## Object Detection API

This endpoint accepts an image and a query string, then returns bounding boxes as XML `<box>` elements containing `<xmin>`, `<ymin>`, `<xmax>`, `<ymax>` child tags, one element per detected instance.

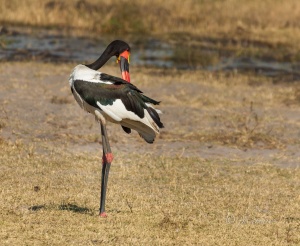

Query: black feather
<box><xmin>146</xmin><ymin>107</ymin><xmax>164</xmax><ymax>128</ymax></box>
<box><xmin>100</xmin><ymin>73</ymin><xmax>143</xmax><ymax>93</ymax></box>
<box><xmin>74</xmin><ymin>77</ymin><xmax>164</xmax><ymax>129</ymax></box>
<box><xmin>141</xmin><ymin>94</ymin><xmax>160</xmax><ymax>105</ymax></box>
<box><xmin>121</xmin><ymin>126</ymin><xmax>131</xmax><ymax>134</ymax></box>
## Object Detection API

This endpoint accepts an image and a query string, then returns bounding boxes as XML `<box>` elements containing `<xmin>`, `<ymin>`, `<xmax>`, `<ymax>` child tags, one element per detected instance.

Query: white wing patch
<box><xmin>97</xmin><ymin>99</ymin><xmax>141</xmax><ymax>122</ymax></box>
<box><xmin>96</xmin><ymin>100</ymin><xmax>122</xmax><ymax>122</ymax></box>
<box><xmin>96</xmin><ymin>99</ymin><xmax>159</xmax><ymax>133</ymax></box>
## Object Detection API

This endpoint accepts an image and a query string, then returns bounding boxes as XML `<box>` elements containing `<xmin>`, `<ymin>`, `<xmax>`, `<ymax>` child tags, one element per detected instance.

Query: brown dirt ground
<box><xmin>1</xmin><ymin>62</ymin><xmax>300</xmax><ymax>168</ymax></box>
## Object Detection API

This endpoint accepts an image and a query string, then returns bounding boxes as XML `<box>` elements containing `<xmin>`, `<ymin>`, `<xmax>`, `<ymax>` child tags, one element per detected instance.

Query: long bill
<box><xmin>118</xmin><ymin>50</ymin><xmax>130</xmax><ymax>82</ymax></box>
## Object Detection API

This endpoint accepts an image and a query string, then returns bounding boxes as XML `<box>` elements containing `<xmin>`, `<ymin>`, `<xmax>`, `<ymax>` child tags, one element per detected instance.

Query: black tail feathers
<box><xmin>146</xmin><ymin>107</ymin><xmax>164</xmax><ymax>128</ymax></box>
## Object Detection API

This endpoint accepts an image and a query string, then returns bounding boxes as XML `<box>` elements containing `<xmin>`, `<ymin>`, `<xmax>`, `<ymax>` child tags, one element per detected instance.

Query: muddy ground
<box><xmin>1</xmin><ymin>62</ymin><xmax>300</xmax><ymax>168</ymax></box>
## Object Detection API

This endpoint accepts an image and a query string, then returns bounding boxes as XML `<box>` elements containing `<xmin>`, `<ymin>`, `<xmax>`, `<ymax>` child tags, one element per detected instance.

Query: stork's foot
<box><xmin>102</xmin><ymin>153</ymin><xmax>114</xmax><ymax>164</ymax></box>
<box><xmin>99</xmin><ymin>212</ymin><xmax>108</xmax><ymax>218</ymax></box>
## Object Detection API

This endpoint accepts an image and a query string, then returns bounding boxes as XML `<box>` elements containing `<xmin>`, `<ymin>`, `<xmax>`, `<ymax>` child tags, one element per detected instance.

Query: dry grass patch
<box><xmin>193</xmin><ymin>105</ymin><xmax>285</xmax><ymax>149</ymax></box>
<box><xmin>1</xmin><ymin>62</ymin><xmax>300</xmax><ymax>244</ymax></box>
<box><xmin>151</xmin><ymin>68</ymin><xmax>295</xmax><ymax>149</ymax></box>
<box><xmin>1</xmin><ymin>61</ymin><xmax>299</xmax><ymax>151</ymax></box>
<box><xmin>0</xmin><ymin>140</ymin><xmax>300</xmax><ymax>245</ymax></box>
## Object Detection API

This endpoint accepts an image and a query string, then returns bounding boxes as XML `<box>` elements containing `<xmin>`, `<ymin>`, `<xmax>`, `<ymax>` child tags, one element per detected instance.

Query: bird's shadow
<box><xmin>28</xmin><ymin>203</ymin><xmax>93</xmax><ymax>215</ymax></box>
<box><xmin>58</xmin><ymin>203</ymin><xmax>91</xmax><ymax>214</ymax></box>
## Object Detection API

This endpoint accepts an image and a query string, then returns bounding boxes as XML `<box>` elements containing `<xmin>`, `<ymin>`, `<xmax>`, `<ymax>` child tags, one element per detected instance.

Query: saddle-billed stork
<box><xmin>69</xmin><ymin>40</ymin><xmax>164</xmax><ymax>217</ymax></box>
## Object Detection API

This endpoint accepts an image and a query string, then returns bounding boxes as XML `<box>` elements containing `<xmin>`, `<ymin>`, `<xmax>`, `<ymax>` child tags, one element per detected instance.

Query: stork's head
<box><xmin>107</xmin><ymin>40</ymin><xmax>131</xmax><ymax>83</ymax></box>
<box><xmin>86</xmin><ymin>40</ymin><xmax>131</xmax><ymax>83</ymax></box>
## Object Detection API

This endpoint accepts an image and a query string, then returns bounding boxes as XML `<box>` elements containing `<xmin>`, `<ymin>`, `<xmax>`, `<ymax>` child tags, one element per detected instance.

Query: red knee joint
<box><xmin>102</xmin><ymin>153</ymin><xmax>114</xmax><ymax>164</ymax></box>
<box><xmin>99</xmin><ymin>212</ymin><xmax>107</xmax><ymax>218</ymax></box>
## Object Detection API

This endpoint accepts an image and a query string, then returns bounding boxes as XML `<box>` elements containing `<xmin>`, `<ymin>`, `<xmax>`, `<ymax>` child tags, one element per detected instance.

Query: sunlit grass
<box><xmin>0</xmin><ymin>140</ymin><xmax>299</xmax><ymax>245</ymax></box>
<box><xmin>1</xmin><ymin>61</ymin><xmax>300</xmax><ymax>244</ymax></box>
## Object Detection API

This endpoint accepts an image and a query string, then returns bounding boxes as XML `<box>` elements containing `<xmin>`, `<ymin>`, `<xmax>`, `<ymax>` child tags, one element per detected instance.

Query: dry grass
<box><xmin>1</xmin><ymin>140</ymin><xmax>300</xmax><ymax>245</ymax></box>
<box><xmin>1</xmin><ymin>0</ymin><xmax>300</xmax><ymax>51</ymax></box>
<box><xmin>0</xmin><ymin>61</ymin><xmax>299</xmax><ymax>150</ymax></box>
<box><xmin>193</xmin><ymin>107</ymin><xmax>285</xmax><ymax>149</ymax></box>
<box><xmin>1</xmin><ymin>62</ymin><xmax>300</xmax><ymax>244</ymax></box>
<box><xmin>1</xmin><ymin>1</ymin><xmax>300</xmax><ymax>242</ymax></box>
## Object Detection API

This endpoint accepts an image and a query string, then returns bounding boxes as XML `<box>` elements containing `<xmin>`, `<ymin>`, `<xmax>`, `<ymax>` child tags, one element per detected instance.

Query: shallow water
<box><xmin>1</xmin><ymin>27</ymin><xmax>300</xmax><ymax>79</ymax></box>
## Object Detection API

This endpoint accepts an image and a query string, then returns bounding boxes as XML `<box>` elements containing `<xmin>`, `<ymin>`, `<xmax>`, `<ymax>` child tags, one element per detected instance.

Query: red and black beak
<box><xmin>117</xmin><ymin>50</ymin><xmax>130</xmax><ymax>83</ymax></box>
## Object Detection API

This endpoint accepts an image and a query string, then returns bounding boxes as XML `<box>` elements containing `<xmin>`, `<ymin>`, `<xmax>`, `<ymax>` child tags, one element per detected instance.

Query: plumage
<box><xmin>122</xmin><ymin>126</ymin><xmax>131</xmax><ymax>134</ymax></box>
<box><xmin>69</xmin><ymin>40</ymin><xmax>164</xmax><ymax>217</ymax></box>
<box><xmin>69</xmin><ymin>65</ymin><xmax>163</xmax><ymax>143</ymax></box>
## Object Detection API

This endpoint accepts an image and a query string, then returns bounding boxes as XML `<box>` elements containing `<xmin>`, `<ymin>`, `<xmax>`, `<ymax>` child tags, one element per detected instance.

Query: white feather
<box><xmin>96</xmin><ymin>100</ymin><xmax>122</xmax><ymax>122</ymax></box>
<box><xmin>97</xmin><ymin>99</ymin><xmax>159</xmax><ymax>134</ymax></box>
<box><xmin>69</xmin><ymin>65</ymin><xmax>112</xmax><ymax>87</ymax></box>
<box><xmin>69</xmin><ymin>64</ymin><xmax>162</xmax><ymax>143</ymax></box>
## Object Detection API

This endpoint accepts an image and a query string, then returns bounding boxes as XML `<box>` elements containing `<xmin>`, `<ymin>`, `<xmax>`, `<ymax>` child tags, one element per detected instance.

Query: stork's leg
<box><xmin>95</xmin><ymin>111</ymin><xmax>113</xmax><ymax>218</ymax></box>
<box><xmin>99</xmin><ymin>123</ymin><xmax>112</xmax><ymax>217</ymax></box>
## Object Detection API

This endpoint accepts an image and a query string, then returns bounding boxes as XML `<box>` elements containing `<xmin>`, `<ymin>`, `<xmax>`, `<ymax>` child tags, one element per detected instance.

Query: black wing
<box><xmin>73</xmin><ymin>76</ymin><xmax>160</xmax><ymax>120</ymax></box>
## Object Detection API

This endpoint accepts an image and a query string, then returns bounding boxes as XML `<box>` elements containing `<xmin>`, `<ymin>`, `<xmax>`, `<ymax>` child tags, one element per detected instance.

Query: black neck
<box><xmin>86</xmin><ymin>47</ymin><xmax>114</xmax><ymax>70</ymax></box>
<box><xmin>85</xmin><ymin>40</ymin><xmax>130</xmax><ymax>70</ymax></box>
